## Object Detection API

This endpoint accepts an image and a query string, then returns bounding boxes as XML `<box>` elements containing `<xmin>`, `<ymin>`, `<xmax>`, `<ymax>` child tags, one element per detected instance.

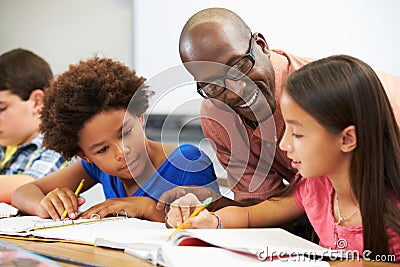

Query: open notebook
<box><xmin>94</xmin><ymin>228</ymin><xmax>334</xmax><ymax>266</ymax></box>
<box><xmin>0</xmin><ymin>216</ymin><xmax>337</xmax><ymax>266</ymax></box>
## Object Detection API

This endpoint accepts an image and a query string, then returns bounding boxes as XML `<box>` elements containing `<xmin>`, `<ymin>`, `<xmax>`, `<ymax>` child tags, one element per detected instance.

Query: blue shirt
<box><xmin>81</xmin><ymin>144</ymin><xmax>220</xmax><ymax>200</ymax></box>
<box><xmin>0</xmin><ymin>134</ymin><xmax>72</xmax><ymax>179</ymax></box>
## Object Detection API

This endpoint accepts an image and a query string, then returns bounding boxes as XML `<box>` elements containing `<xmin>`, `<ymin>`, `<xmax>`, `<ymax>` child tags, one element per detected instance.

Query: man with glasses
<box><xmin>157</xmin><ymin>7</ymin><xmax>400</xmax><ymax>212</ymax></box>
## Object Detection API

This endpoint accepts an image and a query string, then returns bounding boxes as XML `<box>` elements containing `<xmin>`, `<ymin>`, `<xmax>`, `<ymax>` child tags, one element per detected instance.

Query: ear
<box><xmin>139</xmin><ymin>114</ymin><xmax>145</xmax><ymax>127</ymax></box>
<box><xmin>340</xmin><ymin>125</ymin><xmax>357</xmax><ymax>153</ymax></box>
<box><xmin>77</xmin><ymin>152</ymin><xmax>92</xmax><ymax>163</ymax></box>
<box><xmin>29</xmin><ymin>89</ymin><xmax>44</xmax><ymax>115</ymax></box>
<box><xmin>253</xmin><ymin>32</ymin><xmax>270</xmax><ymax>56</ymax></box>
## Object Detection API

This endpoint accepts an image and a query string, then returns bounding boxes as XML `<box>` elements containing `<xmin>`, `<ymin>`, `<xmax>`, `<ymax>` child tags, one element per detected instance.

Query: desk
<box><xmin>0</xmin><ymin>237</ymin><xmax>397</xmax><ymax>267</ymax></box>
<box><xmin>1</xmin><ymin>237</ymin><xmax>153</xmax><ymax>267</ymax></box>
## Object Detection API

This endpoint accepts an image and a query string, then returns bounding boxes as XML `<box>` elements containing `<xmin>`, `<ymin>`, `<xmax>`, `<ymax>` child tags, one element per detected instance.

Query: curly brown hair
<box><xmin>40</xmin><ymin>56</ymin><xmax>153</xmax><ymax>158</ymax></box>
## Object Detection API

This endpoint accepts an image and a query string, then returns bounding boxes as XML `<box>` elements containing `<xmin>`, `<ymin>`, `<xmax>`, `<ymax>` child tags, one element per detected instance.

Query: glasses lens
<box><xmin>227</xmin><ymin>57</ymin><xmax>253</xmax><ymax>80</ymax></box>
<box><xmin>201</xmin><ymin>79</ymin><xmax>224</xmax><ymax>97</ymax></box>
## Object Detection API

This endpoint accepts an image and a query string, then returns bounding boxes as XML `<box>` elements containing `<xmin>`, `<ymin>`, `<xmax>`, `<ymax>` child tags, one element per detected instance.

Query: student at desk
<box><xmin>166</xmin><ymin>55</ymin><xmax>400</xmax><ymax>262</ymax></box>
<box><xmin>0</xmin><ymin>49</ymin><xmax>71</xmax><ymax>204</ymax></box>
<box><xmin>12</xmin><ymin>56</ymin><xmax>219</xmax><ymax>222</ymax></box>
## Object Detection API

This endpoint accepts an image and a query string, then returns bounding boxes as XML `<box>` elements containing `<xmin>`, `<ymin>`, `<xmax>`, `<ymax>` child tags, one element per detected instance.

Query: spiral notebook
<box><xmin>0</xmin><ymin>215</ymin><xmax>138</xmax><ymax>238</ymax></box>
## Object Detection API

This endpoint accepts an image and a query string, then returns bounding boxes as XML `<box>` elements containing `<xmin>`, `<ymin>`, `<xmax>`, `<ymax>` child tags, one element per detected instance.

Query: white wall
<box><xmin>1</xmin><ymin>0</ymin><xmax>399</xmax><ymax>115</ymax></box>
<box><xmin>133</xmin><ymin>0</ymin><xmax>400</xmax><ymax>114</ymax></box>
<box><xmin>0</xmin><ymin>0</ymin><xmax>133</xmax><ymax>74</ymax></box>
<box><xmin>134</xmin><ymin>0</ymin><xmax>400</xmax><ymax>76</ymax></box>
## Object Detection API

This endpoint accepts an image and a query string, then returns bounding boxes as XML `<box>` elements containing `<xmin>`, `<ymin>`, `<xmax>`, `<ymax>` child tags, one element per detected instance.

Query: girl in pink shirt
<box><xmin>166</xmin><ymin>55</ymin><xmax>400</xmax><ymax>262</ymax></box>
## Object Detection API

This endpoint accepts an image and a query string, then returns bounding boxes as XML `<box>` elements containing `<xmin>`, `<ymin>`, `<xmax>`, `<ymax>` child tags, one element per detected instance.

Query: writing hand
<box><xmin>39</xmin><ymin>188</ymin><xmax>85</xmax><ymax>221</ymax></box>
<box><xmin>166</xmin><ymin>193</ymin><xmax>217</xmax><ymax>229</ymax></box>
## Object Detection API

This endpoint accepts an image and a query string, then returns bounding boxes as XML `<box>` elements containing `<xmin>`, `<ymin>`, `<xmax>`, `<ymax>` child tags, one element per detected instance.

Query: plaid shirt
<box><xmin>0</xmin><ymin>134</ymin><xmax>72</xmax><ymax>179</ymax></box>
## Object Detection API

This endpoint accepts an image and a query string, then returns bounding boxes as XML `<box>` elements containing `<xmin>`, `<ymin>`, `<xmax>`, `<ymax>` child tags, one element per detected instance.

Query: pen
<box><xmin>60</xmin><ymin>179</ymin><xmax>85</xmax><ymax>220</ymax></box>
<box><xmin>167</xmin><ymin>197</ymin><xmax>213</xmax><ymax>241</ymax></box>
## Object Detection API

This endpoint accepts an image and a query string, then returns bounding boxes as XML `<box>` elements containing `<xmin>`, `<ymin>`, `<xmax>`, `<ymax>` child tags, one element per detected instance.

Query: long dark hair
<box><xmin>283</xmin><ymin>55</ymin><xmax>400</xmax><ymax>257</ymax></box>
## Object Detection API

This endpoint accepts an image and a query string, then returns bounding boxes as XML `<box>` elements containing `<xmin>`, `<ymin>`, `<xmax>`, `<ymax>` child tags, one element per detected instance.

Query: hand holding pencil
<box><xmin>167</xmin><ymin>196</ymin><xmax>213</xmax><ymax>240</ymax></box>
<box><xmin>60</xmin><ymin>179</ymin><xmax>85</xmax><ymax>220</ymax></box>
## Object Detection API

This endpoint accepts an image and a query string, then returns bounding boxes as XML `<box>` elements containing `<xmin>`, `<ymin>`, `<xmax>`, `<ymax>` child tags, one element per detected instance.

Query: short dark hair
<box><xmin>0</xmin><ymin>48</ymin><xmax>53</xmax><ymax>100</ymax></box>
<box><xmin>40</xmin><ymin>56</ymin><xmax>153</xmax><ymax>159</ymax></box>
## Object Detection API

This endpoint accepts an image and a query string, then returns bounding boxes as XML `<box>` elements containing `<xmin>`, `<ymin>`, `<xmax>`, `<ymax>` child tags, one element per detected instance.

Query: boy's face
<box><xmin>78</xmin><ymin>109</ymin><xmax>149</xmax><ymax>180</ymax></box>
<box><xmin>0</xmin><ymin>90</ymin><xmax>41</xmax><ymax>146</ymax></box>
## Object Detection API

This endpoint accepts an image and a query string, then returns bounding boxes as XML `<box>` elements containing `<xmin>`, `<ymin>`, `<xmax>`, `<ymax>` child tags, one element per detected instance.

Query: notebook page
<box><xmin>171</xmin><ymin>228</ymin><xmax>328</xmax><ymax>256</ymax></box>
<box><xmin>32</xmin><ymin>217</ymin><xmax>167</xmax><ymax>244</ymax></box>
<box><xmin>0</xmin><ymin>202</ymin><xmax>18</xmax><ymax>218</ymax></box>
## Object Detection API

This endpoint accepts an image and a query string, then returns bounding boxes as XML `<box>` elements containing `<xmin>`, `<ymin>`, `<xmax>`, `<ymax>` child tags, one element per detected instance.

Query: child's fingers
<box><xmin>186</xmin><ymin>209</ymin><xmax>213</xmax><ymax>228</ymax></box>
<box><xmin>39</xmin><ymin>197</ymin><xmax>60</xmax><ymax>220</ymax></box>
<box><xmin>167</xmin><ymin>193</ymin><xmax>202</xmax><ymax>227</ymax></box>
<box><xmin>48</xmin><ymin>188</ymin><xmax>78</xmax><ymax>219</ymax></box>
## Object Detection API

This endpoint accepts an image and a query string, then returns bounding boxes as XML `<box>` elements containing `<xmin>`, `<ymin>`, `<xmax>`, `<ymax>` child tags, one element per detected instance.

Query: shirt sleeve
<box><xmin>174</xmin><ymin>144</ymin><xmax>220</xmax><ymax>193</ymax></box>
<box><xmin>80</xmin><ymin>160</ymin><xmax>102</xmax><ymax>183</ymax></box>
<box><xmin>293</xmin><ymin>177</ymin><xmax>307</xmax><ymax>211</ymax></box>
<box><xmin>22</xmin><ymin>149</ymin><xmax>72</xmax><ymax>179</ymax></box>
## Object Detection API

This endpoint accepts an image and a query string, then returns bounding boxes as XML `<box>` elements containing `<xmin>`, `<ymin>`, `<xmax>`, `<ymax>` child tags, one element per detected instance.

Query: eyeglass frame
<box><xmin>196</xmin><ymin>33</ymin><xmax>256</xmax><ymax>99</ymax></box>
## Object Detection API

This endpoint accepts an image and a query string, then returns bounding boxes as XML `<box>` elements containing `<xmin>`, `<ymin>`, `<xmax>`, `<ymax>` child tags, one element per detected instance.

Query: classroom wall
<box><xmin>0</xmin><ymin>0</ymin><xmax>133</xmax><ymax>74</ymax></box>
<box><xmin>134</xmin><ymin>0</ymin><xmax>400</xmax><ymax>115</ymax></box>
<box><xmin>1</xmin><ymin>0</ymin><xmax>399</xmax><ymax>116</ymax></box>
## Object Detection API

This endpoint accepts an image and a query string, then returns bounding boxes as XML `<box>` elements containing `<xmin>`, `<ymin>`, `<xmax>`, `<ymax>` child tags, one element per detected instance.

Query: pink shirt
<box><xmin>201</xmin><ymin>50</ymin><xmax>400</xmax><ymax>203</ymax></box>
<box><xmin>294</xmin><ymin>176</ymin><xmax>400</xmax><ymax>261</ymax></box>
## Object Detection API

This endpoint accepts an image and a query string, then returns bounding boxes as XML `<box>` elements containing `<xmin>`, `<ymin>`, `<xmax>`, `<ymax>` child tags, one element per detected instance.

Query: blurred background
<box><xmin>1</xmin><ymin>0</ymin><xmax>399</xmax><ymax>209</ymax></box>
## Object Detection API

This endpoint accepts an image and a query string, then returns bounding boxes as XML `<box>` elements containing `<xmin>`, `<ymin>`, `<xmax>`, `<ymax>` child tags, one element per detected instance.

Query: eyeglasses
<box><xmin>197</xmin><ymin>34</ymin><xmax>255</xmax><ymax>99</ymax></box>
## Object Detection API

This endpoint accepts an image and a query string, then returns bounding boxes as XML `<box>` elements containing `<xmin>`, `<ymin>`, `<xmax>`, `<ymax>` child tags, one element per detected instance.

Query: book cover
<box><xmin>0</xmin><ymin>239</ymin><xmax>60</xmax><ymax>266</ymax></box>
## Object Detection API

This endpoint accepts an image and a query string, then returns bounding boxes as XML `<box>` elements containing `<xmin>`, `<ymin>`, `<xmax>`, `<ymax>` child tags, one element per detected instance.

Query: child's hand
<box><xmin>78</xmin><ymin>197</ymin><xmax>165</xmax><ymax>222</ymax></box>
<box><xmin>39</xmin><ymin>188</ymin><xmax>85</xmax><ymax>221</ymax></box>
<box><xmin>166</xmin><ymin>193</ymin><xmax>218</xmax><ymax>229</ymax></box>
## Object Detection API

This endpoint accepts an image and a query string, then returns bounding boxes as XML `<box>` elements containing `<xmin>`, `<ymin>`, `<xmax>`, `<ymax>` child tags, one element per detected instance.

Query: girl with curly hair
<box><xmin>12</xmin><ymin>56</ymin><xmax>219</xmax><ymax>222</ymax></box>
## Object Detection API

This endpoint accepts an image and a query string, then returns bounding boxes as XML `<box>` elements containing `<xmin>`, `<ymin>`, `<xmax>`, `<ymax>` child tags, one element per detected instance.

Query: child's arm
<box><xmin>11</xmin><ymin>161</ymin><xmax>95</xmax><ymax>220</ymax></box>
<box><xmin>166</xmin><ymin>193</ymin><xmax>305</xmax><ymax>229</ymax></box>
<box><xmin>0</xmin><ymin>175</ymin><xmax>35</xmax><ymax>204</ymax></box>
<box><xmin>78</xmin><ymin>196</ymin><xmax>165</xmax><ymax>222</ymax></box>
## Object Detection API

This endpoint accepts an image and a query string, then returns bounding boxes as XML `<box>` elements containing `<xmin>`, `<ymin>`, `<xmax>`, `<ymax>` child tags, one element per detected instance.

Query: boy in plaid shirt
<box><xmin>0</xmin><ymin>48</ymin><xmax>71</xmax><ymax>204</ymax></box>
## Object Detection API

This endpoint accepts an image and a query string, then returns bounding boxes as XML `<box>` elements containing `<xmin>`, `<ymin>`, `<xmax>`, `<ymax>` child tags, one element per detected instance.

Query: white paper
<box><xmin>0</xmin><ymin>202</ymin><xmax>18</xmax><ymax>218</ymax></box>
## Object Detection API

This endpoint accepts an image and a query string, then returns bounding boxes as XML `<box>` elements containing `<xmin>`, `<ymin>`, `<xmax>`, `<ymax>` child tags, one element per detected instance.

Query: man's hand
<box><xmin>156</xmin><ymin>186</ymin><xmax>220</xmax><ymax>213</ymax></box>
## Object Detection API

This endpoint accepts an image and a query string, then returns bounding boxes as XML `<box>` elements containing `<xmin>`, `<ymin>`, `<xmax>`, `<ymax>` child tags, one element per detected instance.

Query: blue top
<box><xmin>81</xmin><ymin>144</ymin><xmax>220</xmax><ymax>201</ymax></box>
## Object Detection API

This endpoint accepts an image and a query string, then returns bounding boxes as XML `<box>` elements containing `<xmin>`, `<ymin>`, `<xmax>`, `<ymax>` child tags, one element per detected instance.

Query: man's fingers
<box><xmin>156</xmin><ymin>187</ymin><xmax>188</xmax><ymax>210</ymax></box>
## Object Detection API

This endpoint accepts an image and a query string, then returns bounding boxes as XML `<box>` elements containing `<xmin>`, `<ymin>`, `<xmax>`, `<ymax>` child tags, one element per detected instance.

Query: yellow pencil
<box><xmin>60</xmin><ymin>179</ymin><xmax>85</xmax><ymax>220</ymax></box>
<box><xmin>167</xmin><ymin>197</ymin><xmax>213</xmax><ymax>241</ymax></box>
